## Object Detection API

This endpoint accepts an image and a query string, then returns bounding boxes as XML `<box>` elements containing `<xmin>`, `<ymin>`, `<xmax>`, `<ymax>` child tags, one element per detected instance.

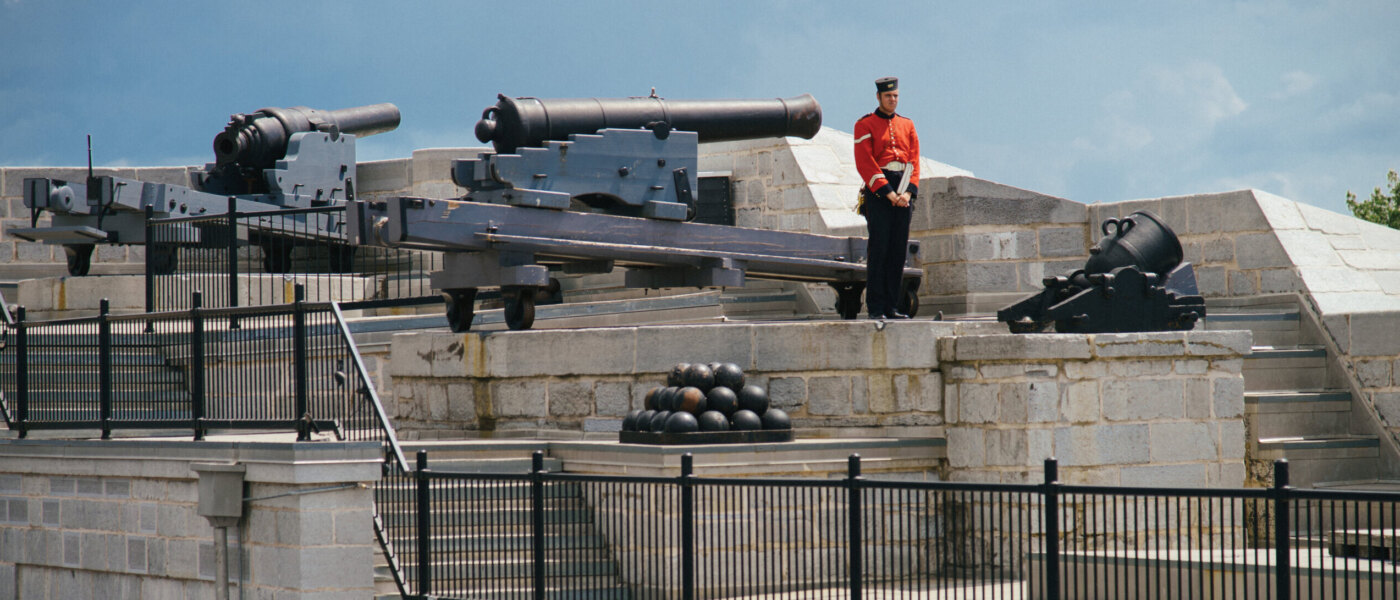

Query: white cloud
<box><xmin>1147</xmin><ymin>62</ymin><xmax>1248</xmax><ymax>125</ymax></box>
<box><xmin>1270</xmin><ymin>70</ymin><xmax>1318</xmax><ymax>100</ymax></box>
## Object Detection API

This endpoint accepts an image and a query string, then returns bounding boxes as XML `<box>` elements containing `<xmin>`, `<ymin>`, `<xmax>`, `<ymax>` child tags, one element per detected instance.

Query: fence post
<box><xmin>1273</xmin><ymin>459</ymin><xmax>1291</xmax><ymax>600</ymax></box>
<box><xmin>226</xmin><ymin>196</ymin><xmax>239</xmax><ymax>314</ymax></box>
<box><xmin>98</xmin><ymin>298</ymin><xmax>112</xmax><ymax>440</ymax></box>
<box><xmin>190</xmin><ymin>291</ymin><xmax>206</xmax><ymax>441</ymax></box>
<box><xmin>415</xmin><ymin>450</ymin><xmax>431</xmax><ymax>597</ymax></box>
<box><xmin>847</xmin><ymin>454</ymin><xmax>863</xmax><ymax>600</ymax></box>
<box><xmin>681</xmin><ymin>453</ymin><xmax>695</xmax><ymax>600</ymax></box>
<box><xmin>144</xmin><ymin>204</ymin><xmax>155</xmax><ymax>315</ymax></box>
<box><xmin>15</xmin><ymin>307</ymin><xmax>27</xmax><ymax>438</ymax></box>
<box><xmin>532</xmin><ymin>451</ymin><xmax>546</xmax><ymax>600</ymax></box>
<box><xmin>1043</xmin><ymin>458</ymin><xmax>1061</xmax><ymax>600</ymax></box>
<box><xmin>292</xmin><ymin>284</ymin><xmax>309</xmax><ymax>440</ymax></box>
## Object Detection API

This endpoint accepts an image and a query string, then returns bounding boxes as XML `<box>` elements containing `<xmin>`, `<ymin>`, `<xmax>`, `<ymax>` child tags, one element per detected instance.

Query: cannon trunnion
<box><xmin>997</xmin><ymin>211</ymin><xmax>1205</xmax><ymax>334</ymax></box>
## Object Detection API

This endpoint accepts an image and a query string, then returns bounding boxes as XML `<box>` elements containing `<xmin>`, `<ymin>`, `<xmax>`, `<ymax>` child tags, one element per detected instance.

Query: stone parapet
<box><xmin>939</xmin><ymin>330</ymin><xmax>1250</xmax><ymax>486</ymax></box>
<box><xmin>0</xmin><ymin>439</ymin><xmax>381</xmax><ymax>600</ymax></box>
<box><xmin>387</xmin><ymin>320</ymin><xmax>1000</xmax><ymax>439</ymax></box>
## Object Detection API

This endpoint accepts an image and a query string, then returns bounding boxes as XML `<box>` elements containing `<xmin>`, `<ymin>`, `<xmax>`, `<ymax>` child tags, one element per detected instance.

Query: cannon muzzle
<box><xmin>474</xmin><ymin>94</ymin><xmax>823</xmax><ymax>154</ymax></box>
<box><xmin>213</xmin><ymin>103</ymin><xmax>401</xmax><ymax>169</ymax></box>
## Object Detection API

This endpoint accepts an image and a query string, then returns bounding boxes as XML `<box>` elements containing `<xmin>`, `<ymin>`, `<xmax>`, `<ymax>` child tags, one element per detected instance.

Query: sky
<box><xmin>1</xmin><ymin>0</ymin><xmax>1397</xmax><ymax>217</ymax></box>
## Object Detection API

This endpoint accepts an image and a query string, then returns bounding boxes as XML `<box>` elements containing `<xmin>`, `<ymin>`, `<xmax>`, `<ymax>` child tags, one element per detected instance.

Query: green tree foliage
<box><xmin>1346</xmin><ymin>170</ymin><xmax>1400</xmax><ymax>229</ymax></box>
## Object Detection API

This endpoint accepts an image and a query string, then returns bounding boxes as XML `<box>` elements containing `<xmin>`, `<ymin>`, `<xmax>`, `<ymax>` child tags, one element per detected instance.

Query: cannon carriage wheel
<box><xmin>444</xmin><ymin>288</ymin><xmax>478</xmax><ymax>333</ymax></box>
<box><xmin>830</xmin><ymin>282</ymin><xmax>865</xmax><ymax>320</ymax></box>
<box><xmin>502</xmin><ymin>287</ymin><xmax>537</xmax><ymax>331</ymax></box>
<box><xmin>64</xmin><ymin>244</ymin><xmax>95</xmax><ymax>277</ymax></box>
<box><xmin>899</xmin><ymin>279</ymin><xmax>920</xmax><ymax>318</ymax></box>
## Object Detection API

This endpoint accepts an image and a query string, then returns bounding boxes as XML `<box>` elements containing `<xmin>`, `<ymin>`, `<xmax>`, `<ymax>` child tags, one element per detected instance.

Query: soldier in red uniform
<box><xmin>854</xmin><ymin>76</ymin><xmax>919</xmax><ymax>319</ymax></box>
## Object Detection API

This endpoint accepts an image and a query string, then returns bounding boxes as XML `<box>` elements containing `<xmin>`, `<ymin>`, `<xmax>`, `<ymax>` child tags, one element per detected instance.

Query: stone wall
<box><xmin>386</xmin><ymin>320</ymin><xmax>993</xmax><ymax>440</ymax></box>
<box><xmin>0</xmin><ymin>440</ymin><xmax>382</xmax><ymax>600</ymax></box>
<box><xmin>939</xmin><ymin>330</ymin><xmax>1249</xmax><ymax>486</ymax></box>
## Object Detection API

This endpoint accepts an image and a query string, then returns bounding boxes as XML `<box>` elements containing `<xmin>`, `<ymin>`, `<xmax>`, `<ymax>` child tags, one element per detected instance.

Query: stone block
<box><xmin>1062</xmin><ymin>382</ymin><xmax>1099</xmax><ymax>423</ymax></box>
<box><xmin>1027</xmin><ymin>382</ymin><xmax>1059</xmax><ymax>423</ymax></box>
<box><xmin>488</xmin><ymin>328</ymin><xmax>637</xmax><ymax>377</ymax></box>
<box><xmin>1106</xmin><ymin>360</ymin><xmax>1172</xmax><ymax>377</ymax></box>
<box><xmin>548</xmin><ymin>380</ymin><xmax>593</xmax><ymax>417</ymax></box>
<box><xmin>952</xmin><ymin>383</ymin><xmax>999</xmax><ymax>423</ymax></box>
<box><xmin>1229</xmin><ymin>270</ymin><xmax>1259</xmax><ymax>296</ymax></box>
<box><xmin>950</xmin><ymin>334</ymin><xmax>1092</xmax><ymax>361</ymax></box>
<box><xmin>489</xmin><ymin>380</ymin><xmax>548</xmax><ymax>418</ymax></box>
<box><xmin>1219</xmin><ymin>421</ymin><xmax>1246</xmax><ymax>460</ymax></box>
<box><xmin>877</xmin><ymin>323</ymin><xmax>941</xmax><ymax>369</ymax></box>
<box><xmin>1196</xmin><ymin>265</ymin><xmax>1226</xmax><ymax>296</ymax></box>
<box><xmin>1374</xmin><ymin>392</ymin><xmax>1400</xmax><ymax>425</ymax></box>
<box><xmin>1120</xmin><ymin>464</ymin><xmax>1207</xmax><ymax>488</ymax></box>
<box><xmin>1356</xmin><ymin>360</ymin><xmax>1392</xmax><ymax>388</ymax></box>
<box><xmin>583</xmin><ymin>418</ymin><xmax>622</xmax><ymax>432</ymax></box>
<box><xmin>985</xmin><ymin>429</ymin><xmax>1028</xmax><ymax>467</ymax></box>
<box><xmin>1183</xmin><ymin>379</ymin><xmax>1210</xmax><ymax>419</ymax></box>
<box><xmin>962</xmin><ymin>231</ymin><xmax>1038</xmax><ymax>260</ymax></box>
<box><xmin>1093</xmin><ymin>332</ymin><xmax>1186</xmax><ymax>358</ymax></box>
<box><xmin>1096</xmin><ymin>424</ymin><xmax>1150</xmax><ymax>465</ymax></box>
<box><xmin>1183</xmin><ymin>191</ymin><xmax>1269</xmax><ymax>235</ymax></box>
<box><xmin>1102</xmin><ymin>379</ymin><xmax>1183</xmax><ymax>421</ymax></box>
<box><xmin>595</xmin><ymin>381</ymin><xmax>633</xmax><ymax>416</ymax></box>
<box><xmin>768</xmin><ymin>377</ymin><xmax>807</xmax><ymax>412</ymax></box>
<box><xmin>753</xmin><ymin>323</ymin><xmax>873</xmax><ymax>371</ymax></box>
<box><xmin>445</xmin><ymin>381</ymin><xmax>477</xmax><ymax>422</ymax></box>
<box><xmin>1186</xmin><ymin>331</ymin><xmax>1252</xmax><ymax>357</ymax></box>
<box><xmin>979</xmin><ymin>363</ymin><xmax>1058</xmax><ymax>379</ymax></box>
<box><xmin>966</xmin><ymin>262</ymin><xmax>1020</xmax><ymax>293</ymax></box>
<box><xmin>1350</xmin><ymin>312</ymin><xmax>1400</xmax><ymax>356</ymax></box>
<box><xmin>1039</xmin><ymin>226</ymin><xmax>1087</xmax><ymax>258</ymax></box>
<box><xmin>808</xmin><ymin>376</ymin><xmax>852</xmax><ymax>415</ymax></box>
<box><xmin>1150</xmin><ymin>422</ymin><xmax>1217</xmax><ymax>462</ymax></box>
<box><xmin>1234</xmin><ymin>233</ymin><xmax>1291</xmax><ymax>269</ymax></box>
<box><xmin>1200</xmin><ymin>237</ymin><xmax>1236</xmax><ymax>263</ymax></box>
<box><xmin>926</xmin><ymin>263</ymin><xmax>968</xmax><ymax>295</ymax></box>
<box><xmin>946</xmin><ymin>428</ymin><xmax>986</xmax><ymax>468</ymax></box>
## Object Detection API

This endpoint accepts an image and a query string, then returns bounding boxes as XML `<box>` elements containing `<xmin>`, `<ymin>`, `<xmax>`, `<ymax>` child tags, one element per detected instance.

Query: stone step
<box><xmin>397</xmin><ymin>440</ymin><xmax>554</xmax><ymax>461</ymax></box>
<box><xmin>1256</xmin><ymin>435</ymin><xmax>1379</xmax><ymax>487</ymax></box>
<box><xmin>1202</xmin><ymin>310</ymin><xmax>1301</xmax><ymax>347</ymax></box>
<box><xmin>394</xmin><ymin>554</ymin><xmax>620</xmax><ymax>580</ymax></box>
<box><xmin>1245</xmin><ymin>390</ymin><xmax>1352</xmax><ymax>440</ymax></box>
<box><xmin>1243</xmin><ymin>346</ymin><xmax>1329</xmax><ymax>391</ymax></box>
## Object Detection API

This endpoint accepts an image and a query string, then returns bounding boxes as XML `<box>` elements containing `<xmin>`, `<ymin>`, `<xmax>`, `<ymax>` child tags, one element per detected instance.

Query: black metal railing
<box><xmin>144</xmin><ymin>203</ymin><xmax>442</xmax><ymax>312</ymax></box>
<box><xmin>0</xmin><ymin>285</ymin><xmax>399</xmax><ymax>446</ymax></box>
<box><xmin>382</xmin><ymin>454</ymin><xmax>1400</xmax><ymax>600</ymax></box>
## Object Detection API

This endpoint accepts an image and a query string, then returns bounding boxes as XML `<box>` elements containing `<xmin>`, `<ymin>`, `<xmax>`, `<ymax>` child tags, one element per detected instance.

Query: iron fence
<box><xmin>0</xmin><ymin>284</ymin><xmax>401</xmax><ymax>448</ymax></box>
<box><xmin>382</xmin><ymin>454</ymin><xmax>1400</xmax><ymax>600</ymax></box>
<box><xmin>144</xmin><ymin>203</ymin><xmax>442</xmax><ymax>312</ymax></box>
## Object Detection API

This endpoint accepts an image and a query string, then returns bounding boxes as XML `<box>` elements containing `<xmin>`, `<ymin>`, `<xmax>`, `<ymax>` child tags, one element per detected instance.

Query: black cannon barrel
<box><xmin>1082</xmin><ymin>211</ymin><xmax>1184</xmax><ymax>278</ymax></box>
<box><xmin>213</xmin><ymin>103</ymin><xmax>401</xmax><ymax>169</ymax></box>
<box><xmin>474</xmin><ymin>94</ymin><xmax>823</xmax><ymax>154</ymax></box>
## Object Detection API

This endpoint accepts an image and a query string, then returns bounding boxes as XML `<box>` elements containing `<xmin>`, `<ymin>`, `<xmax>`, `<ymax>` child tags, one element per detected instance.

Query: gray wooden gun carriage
<box><xmin>11</xmin><ymin>103</ymin><xmax>400</xmax><ymax>275</ymax></box>
<box><xmin>347</xmin><ymin>93</ymin><xmax>922</xmax><ymax>332</ymax></box>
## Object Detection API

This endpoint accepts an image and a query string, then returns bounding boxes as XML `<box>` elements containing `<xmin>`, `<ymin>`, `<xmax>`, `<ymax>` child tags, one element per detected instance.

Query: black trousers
<box><xmin>862</xmin><ymin>172</ymin><xmax>913</xmax><ymax>315</ymax></box>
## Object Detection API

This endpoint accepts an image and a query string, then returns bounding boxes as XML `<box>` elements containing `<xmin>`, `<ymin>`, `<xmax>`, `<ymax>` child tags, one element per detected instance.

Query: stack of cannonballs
<box><xmin>622</xmin><ymin>362</ymin><xmax>791</xmax><ymax>434</ymax></box>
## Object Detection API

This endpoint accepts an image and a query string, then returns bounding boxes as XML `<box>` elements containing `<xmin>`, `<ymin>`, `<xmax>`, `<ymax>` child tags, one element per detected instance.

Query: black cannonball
<box><xmin>731</xmin><ymin>409</ymin><xmax>762</xmax><ymax>431</ymax></box>
<box><xmin>708</xmin><ymin>362</ymin><xmax>723</xmax><ymax>374</ymax></box>
<box><xmin>714</xmin><ymin>363</ymin><xmax>746</xmax><ymax>391</ymax></box>
<box><xmin>623</xmin><ymin>409</ymin><xmax>645</xmax><ymax>432</ymax></box>
<box><xmin>667</xmin><ymin>363</ymin><xmax>690</xmax><ymax>387</ymax></box>
<box><xmin>650</xmin><ymin>410</ymin><xmax>672</xmax><ymax>432</ymax></box>
<box><xmin>665</xmin><ymin>411</ymin><xmax>699</xmax><ymax>433</ymax></box>
<box><xmin>706</xmin><ymin>386</ymin><xmax>739</xmax><ymax>417</ymax></box>
<box><xmin>698</xmin><ymin>410</ymin><xmax>730</xmax><ymax>432</ymax></box>
<box><xmin>737</xmin><ymin>384</ymin><xmax>769</xmax><ymax>415</ymax></box>
<box><xmin>636</xmin><ymin>410</ymin><xmax>657</xmax><ymax>432</ymax></box>
<box><xmin>761</xmin><ymin>407</ymin><xmax>792</xmax><ymax>430</ymax></box>
<box><xmin>683</xmin><ymin>363</ymin><xmax>715</xmax><ymax>391</ymax></box>
<box><xmin>643</xmin><ymin>387</ymin><xmax>663</xmax><ymax>411</ymax></box>
<box><xmin>676</xmin><ymin>386</ymin><xmax>708</xmax><ymax>415</ymax></box>
<box><xmin>657</xmin><ymin>387</ymin><xmax>678</xmax><ymax>411</ymax></box>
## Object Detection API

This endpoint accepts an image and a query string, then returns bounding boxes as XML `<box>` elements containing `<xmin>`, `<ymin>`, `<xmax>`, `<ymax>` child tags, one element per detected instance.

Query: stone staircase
<box><xmin>373</xmin><ymin>442</ymin><xmax>630</xmax><ymax>600</ymax></box>
<box><xmin>1205</xmin><ymin>301</ymin><xmax>1384</xmax><ymax>489</ymax></box>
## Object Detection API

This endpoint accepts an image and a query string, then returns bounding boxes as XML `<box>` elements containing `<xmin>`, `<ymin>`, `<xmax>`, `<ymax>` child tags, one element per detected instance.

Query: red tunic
<box><xmin>853</xmin><ymin>110</ymin><xmax>920</xmax><ymax>195</ymax></box>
